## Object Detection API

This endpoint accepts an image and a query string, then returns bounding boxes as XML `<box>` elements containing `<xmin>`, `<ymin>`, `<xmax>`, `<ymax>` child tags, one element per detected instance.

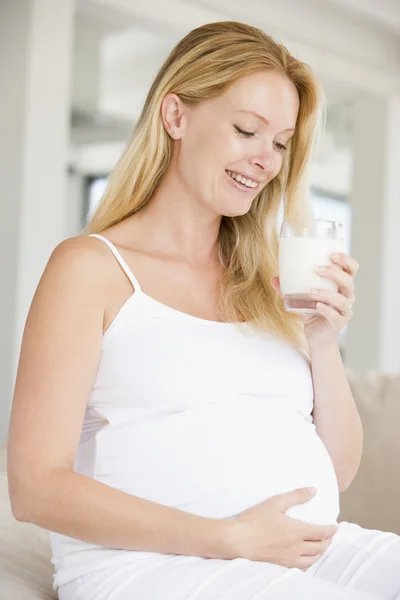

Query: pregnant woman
<box><xmin>7</xmin><ymin>21</ymin><xmax>400</xmax><ymax>600</ymax></box>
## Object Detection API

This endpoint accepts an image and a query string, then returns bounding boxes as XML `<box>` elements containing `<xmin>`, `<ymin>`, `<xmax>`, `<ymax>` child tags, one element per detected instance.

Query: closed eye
<box><xmin>234</xmin><ymin>125</ymin><xmax>288</xmax><ymax>152</ymax></box>
<box><xmin>234</xmin><ymin>125</ymin><xmax>255</xmax><ymax>138</ymax></box>
<box><xmin>274</xmin><ymin>142</ymin><xmax>288</xmax><ymax>152</ymax></box>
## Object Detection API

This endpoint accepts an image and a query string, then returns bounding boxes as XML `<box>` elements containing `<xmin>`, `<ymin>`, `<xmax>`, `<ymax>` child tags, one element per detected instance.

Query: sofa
<box><xmin>1</xmin><ymin>370</ymin><xmax>399</xmax><ymax>599</ymax></box>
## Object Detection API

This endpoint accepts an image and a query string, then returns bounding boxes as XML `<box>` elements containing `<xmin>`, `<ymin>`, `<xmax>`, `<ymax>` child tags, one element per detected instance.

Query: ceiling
<box><xmin>324</xmin><ymin>0</ymin><xmax>400</xmax><ymax>33</ymax></box>
<box><xmin>76</xmin><ymin>0</ymin><xmax>400</xmax><ymax>116</ymax></box>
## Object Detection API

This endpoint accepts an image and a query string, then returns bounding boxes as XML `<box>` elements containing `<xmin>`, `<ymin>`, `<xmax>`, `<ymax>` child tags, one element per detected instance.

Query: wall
<box><xmin>0</xmin><ymin>0</ymin><xmax>75</xmax><ymax>446</ymax></box>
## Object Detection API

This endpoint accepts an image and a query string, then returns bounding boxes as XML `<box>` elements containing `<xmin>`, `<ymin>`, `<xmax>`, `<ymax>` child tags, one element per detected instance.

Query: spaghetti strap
<box><xmin>88</xmin><ymin>234</ymin><xmax>142</xmax><ymax>292</ymax></box>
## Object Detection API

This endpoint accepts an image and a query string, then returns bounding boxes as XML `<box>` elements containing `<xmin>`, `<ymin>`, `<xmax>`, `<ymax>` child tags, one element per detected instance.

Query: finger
<box><xmin>302</xmin><ymin>524</ymin><xmax>338</xmax><ymax>541</ymax></box>
<box><xmin>277</xmin><ymin>487</ymin><xmax>318</xmax><ymax>511</ymax></box>
<box><xmin>301</xmin><ymin>538</ymin><xmax>333</xmax><ymax>556</ymax></box>
<box><xmin>295</xmin><ymin>553</ymin><xmax>323</xmax><ymax>571</ymax></box>
<box><xmin>316</xmin><ymin>265</ymin><xmax>354</xmax><ymax>298</ymax></box>
<box><xmin>309</xmin><ymin>289</ymin><xmax>355</xmax><ymax>314</ymax></box>
<box><xmin>330</xmin><ymin>253</ymin><xmax>360</xmax><ymax>277</ymax></box>
<box><xmin>316</xmin><ymin>300</ymin><xmax>353</xmax><ymax>321</ymax></box>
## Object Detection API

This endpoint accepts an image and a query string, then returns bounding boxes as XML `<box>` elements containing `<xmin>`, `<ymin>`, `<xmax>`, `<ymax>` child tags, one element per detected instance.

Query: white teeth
<box><xmin>227</xmin><ymin>170</ymin><xmax>258</xmax><ymax>189</ymax></box>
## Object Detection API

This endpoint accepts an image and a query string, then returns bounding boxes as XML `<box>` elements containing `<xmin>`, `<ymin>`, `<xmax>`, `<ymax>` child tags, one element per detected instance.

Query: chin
<box><xmin>221</xmin><ymin>208</ymin><xmax>251</xmax><ymax>218</ymax></box>
<box><xmin>219</xmin><ymin>201</ymin><xmax>254</xmax><ymax>218</ymax></box>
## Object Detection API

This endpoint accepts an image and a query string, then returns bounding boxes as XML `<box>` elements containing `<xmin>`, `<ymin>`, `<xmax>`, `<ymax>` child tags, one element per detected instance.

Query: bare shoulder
<box><xmin>42</xmin><ymin>234</ymin><xmax>122</xmax><ymax>300</ymax></box>
<box><xmin>48</xmin><ymin>234</ymin><xmax>111</xmax><ymax>275</ymax></box>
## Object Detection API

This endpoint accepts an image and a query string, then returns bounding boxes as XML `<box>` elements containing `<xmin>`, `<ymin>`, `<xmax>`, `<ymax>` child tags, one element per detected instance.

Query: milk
<box><xmin>279</xmin><ymin>236</ymin><xmax>344</xmax><ymax>314</ymax></box>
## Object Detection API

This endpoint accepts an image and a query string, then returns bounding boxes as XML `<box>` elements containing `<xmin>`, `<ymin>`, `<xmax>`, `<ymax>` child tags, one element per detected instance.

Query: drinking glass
<box><xmin>279</xmin><ymin>219</ymin><xmax>344</xmax><ymax>314</ymax></box>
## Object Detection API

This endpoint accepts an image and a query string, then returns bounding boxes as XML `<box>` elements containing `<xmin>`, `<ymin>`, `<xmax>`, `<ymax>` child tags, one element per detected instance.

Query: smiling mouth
<box><xmin>225</xmin><ymin>169</ymin><xmax>260</xmax><ymax>191</ymax></box>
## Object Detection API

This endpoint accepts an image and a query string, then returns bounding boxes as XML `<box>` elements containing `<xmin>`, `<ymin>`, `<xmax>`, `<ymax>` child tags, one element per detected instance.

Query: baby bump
<box><xmin>267</xmin><ymin>424</ymin><xmax>340</xmax><ymax>525</ymax></box>
<box><xmin>94</xmin><ymin>406</ymin><xmax>340</xmax><ymax>526</ymax></box>
<box><xmin>200</xmin><ymin>409</ymin><xmax>340</xmax><ymax>525</ymax></box>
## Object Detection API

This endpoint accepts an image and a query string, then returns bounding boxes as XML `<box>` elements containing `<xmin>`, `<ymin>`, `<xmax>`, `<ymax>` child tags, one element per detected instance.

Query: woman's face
<box><xmin>166</xmin><ymin>70</ymin><xmax>299</xmax><ymax>218</ymax></box>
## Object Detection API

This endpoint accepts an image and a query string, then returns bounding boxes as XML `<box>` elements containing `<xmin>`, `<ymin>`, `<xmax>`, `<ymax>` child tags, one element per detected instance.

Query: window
<box><xmin>310</xmin><ymin>190</ymin><xmax>352</xmax><ymax>255</ymax></box>
<box><xmin>277</xmin><ymin>189</ymin><xmax>352</xmax><ymax>253</ymax></box>
<box><xmin>85</xmin><ymin>176</ymin><xmax>108</xmax><ymax>220</ymax></box>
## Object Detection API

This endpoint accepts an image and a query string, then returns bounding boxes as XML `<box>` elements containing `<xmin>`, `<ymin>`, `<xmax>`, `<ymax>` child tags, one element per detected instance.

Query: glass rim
<box><xmin>282</xmin><ymin>219</ymin><xmax>343</xmax><ymax>228</ymax></box>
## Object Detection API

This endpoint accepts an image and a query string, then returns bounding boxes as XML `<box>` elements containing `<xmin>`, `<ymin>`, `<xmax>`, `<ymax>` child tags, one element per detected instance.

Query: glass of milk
<box><xmin>279</xmin><ymin>219</ymin><xmax>344</xmax><ymax>314</ymax></box>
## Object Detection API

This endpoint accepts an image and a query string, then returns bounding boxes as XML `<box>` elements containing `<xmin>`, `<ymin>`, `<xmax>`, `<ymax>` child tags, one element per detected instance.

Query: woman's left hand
<box><xmin>271</xmin><ymin>253</ymin><xmax>359</xmax><ymax>348</ymax></box>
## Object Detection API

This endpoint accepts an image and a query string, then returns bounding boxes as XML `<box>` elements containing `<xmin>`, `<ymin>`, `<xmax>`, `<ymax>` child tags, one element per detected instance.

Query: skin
<box><xmin>160</xmin><ymin>69</ymin><xmax>297</xmax><ymax>221</ymax></box>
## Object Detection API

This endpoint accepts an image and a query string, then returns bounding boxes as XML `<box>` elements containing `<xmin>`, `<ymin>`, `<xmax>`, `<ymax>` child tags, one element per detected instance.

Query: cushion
<box><xmin>339</xmin><ymin>371</ymin><xmax>400</xmax><ymax>535</ymax></box>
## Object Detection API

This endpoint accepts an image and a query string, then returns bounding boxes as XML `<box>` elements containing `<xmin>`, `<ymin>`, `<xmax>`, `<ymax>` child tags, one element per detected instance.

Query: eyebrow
<box><xmin>236</xmin><ymin>110</ymin><xmax>295</xmax><ymax>132</ymax></box>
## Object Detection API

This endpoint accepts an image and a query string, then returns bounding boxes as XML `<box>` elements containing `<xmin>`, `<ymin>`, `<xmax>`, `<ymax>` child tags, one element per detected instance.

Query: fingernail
<box><xmin>309</xmin><ymin>288</ymin><xmax>319</xmax><ymax>295</ymax></box>
<box><xmin>316</xmin><ymin>266</ymin><xmax>327</xmax><ymax>273</ymax></box>
<box><xmin>330</xmin><ymin>253</ymin><xmax>340</xmax><ymax>260</ymax></box>
<box><xmin>307</xmin><ymin>487</ymin><xmax>317</xmax><ymax>495</ymax></box>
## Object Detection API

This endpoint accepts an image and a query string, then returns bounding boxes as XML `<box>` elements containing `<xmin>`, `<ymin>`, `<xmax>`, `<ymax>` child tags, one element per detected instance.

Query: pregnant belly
<box><xmin>95</xmin><ymin>404</ymin><xmax>340</xmax><ymax>527</ymax></box>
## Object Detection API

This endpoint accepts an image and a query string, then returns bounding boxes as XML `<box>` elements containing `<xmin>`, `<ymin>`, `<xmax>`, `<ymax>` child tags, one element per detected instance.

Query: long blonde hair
<box><xmin>82</xmin><ymin>21</ymin><xmax>323</xmax><ymax>354</ymax></box>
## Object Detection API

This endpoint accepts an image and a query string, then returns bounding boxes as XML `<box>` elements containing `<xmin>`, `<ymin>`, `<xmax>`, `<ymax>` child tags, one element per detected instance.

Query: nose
<box><xmin>249</xmin><ymin>150</ymin><xmax>275</xmax><ymax>173</ymax></box>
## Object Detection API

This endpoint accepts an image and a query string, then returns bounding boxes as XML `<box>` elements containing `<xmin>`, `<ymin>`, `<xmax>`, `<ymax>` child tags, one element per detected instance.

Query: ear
<box><xmin>161</xmin><ymin>93</ymin><xmax>185</xmax><ymax>139</ymax></box>
<box><xmin>270</xmin><ymin>276</ymin><xmax>281</xmax><ymax>295</ymax></box>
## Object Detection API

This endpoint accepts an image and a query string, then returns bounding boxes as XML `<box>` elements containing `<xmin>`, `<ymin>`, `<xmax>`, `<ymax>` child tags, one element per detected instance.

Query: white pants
<box><xmin>58</xmin><ymin>522</ymin><xmax>400</xmax><ymax>600</ymax></box>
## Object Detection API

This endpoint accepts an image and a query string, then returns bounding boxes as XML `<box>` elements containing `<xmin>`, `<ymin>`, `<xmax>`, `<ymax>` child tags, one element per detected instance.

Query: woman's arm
<box><xmin>272</xmin><ymin>253</ymin><xmax>363</xmax><ymax>492</ymax></box>
<box><xmin>13</xmin><ymin>465</ymin><xmax>229</xmax><ymax>558</ymax></box>
<box><xmin>310</xmin><ymin>343</ymin><xmax>363</xmax><ymax>492</ymax></box>
<box><xmin>7</xmin><ymin>237</ymin><xmax>228</xmax><ymax>559</ymax></box>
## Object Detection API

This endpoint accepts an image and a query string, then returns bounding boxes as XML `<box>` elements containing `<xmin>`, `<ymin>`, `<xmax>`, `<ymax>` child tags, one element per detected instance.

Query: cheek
<box><xmin>178</xmin><ymin>145</ymin><xmax>217</xmax><ymax>193</ymax></box>
<box><xmin>272</xmin><ymin>155</ymin><xmax>284</xmax><ymax>178</ymax></box>
<box><xmin>187</xmin><ymin>127</ymin><xmax>222</xmax><ymax>166</ymax></box>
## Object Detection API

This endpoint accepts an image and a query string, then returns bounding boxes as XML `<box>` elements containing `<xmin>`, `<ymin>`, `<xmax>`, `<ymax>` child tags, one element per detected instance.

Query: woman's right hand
<box><xmin>227</xmin><ymin>487</ymin><xmax>338</xmax><ymax>570</ymax></box>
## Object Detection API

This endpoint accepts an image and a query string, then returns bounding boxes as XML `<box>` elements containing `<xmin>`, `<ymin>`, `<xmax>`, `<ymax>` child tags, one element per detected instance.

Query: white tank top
<box><xmin>50</xmin><ymin>233</ymin><xmax>340</xmax><ymax>589</ymax></box>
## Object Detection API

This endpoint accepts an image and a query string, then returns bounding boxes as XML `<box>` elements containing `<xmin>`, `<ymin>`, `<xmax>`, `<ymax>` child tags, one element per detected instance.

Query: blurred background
<box><xmin>1</xmin><ymin>0</ymin><xmax>400</xmax><ymax>446</ymax></box>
